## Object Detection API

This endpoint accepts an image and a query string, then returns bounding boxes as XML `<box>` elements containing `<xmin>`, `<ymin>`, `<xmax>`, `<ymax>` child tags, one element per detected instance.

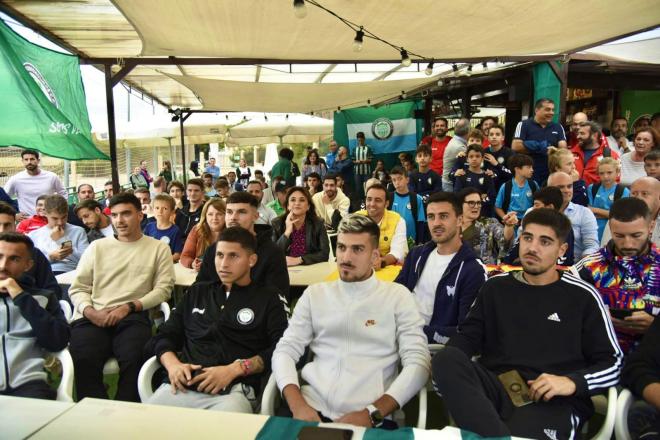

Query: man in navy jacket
<box><xmin>395</xmin><ymin>192</ymin><xmax>487</xmax><ymax>344</ymax></box>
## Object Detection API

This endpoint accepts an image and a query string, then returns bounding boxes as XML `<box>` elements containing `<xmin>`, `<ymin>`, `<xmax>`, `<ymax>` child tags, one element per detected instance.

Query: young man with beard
<box><xmin>145</xmin><ymin>227</ymin><xmax>288</xmax><ymax>412</ymax></box>
<box><xmin>67</xmin><ymin>183</ymin><xmax>96</xmax><ymax>229</ymax></box>
<box><xmin>571</xmin><ymin>121</ymin><xmax>619</xmax><ymax>186</ymax></box>
<box><xmin>311</xmin><ymin>174</ymin><xmax>350</xmax><ymax>230</ymax></box>
<box><xmin>195</xmin><ymin>191</ymin><xmax>289</xmax><ymax>300</ymax></box>
<box><xmin>75</xmin><ymin>199</ymin><xmax>114</xmax><ymax>242</ymax></box>
<box><xmin>272</xmin><ymin>214</ymin><xmax>430</xmax><ymax>428</ymax></box>
<box><xmin>421</xmin><ymin>117</ymin><xmax>452</xmax><ymax>177</ymax></box>
<box><xmin>576</xmin><ymin>197</ymin><xmax>660</xmax><ymax>355</ymax></box>
<box><xmin>433</xmin><ymin>208</ymin><xmax>623</xmax><ymax>438</ymax></box>
<box><xmin>246</xmin><ymin>180</ymin><xmax>277</xmax><ymax>226</ymax></box>
<box><xmin>395</xmin><ymin>192</ymin><xmax>487</xmax><ymax>344</ymax></box>
<box><xmin>68</xmin><ymin>193</ymin><xmax>174</xmax><ymax>402</ymax></box>
<box><xmin>607</xmin><ymin>117</ymin><xmax>631</xmax><ymax>155</ymax></box>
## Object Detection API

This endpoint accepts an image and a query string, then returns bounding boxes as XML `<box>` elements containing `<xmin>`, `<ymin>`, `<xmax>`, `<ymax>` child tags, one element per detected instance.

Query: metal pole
<box><xmin>125</xmin><ymin>147</ymin><xmax>131</xmax><ymax>179</ymax></box>
<box><xmin>63</xmin><ymin>160</ymin><xmax>70</xmax><ymax>188</ymax></box>
<box><xmin>167</xmin><ymin>137</ymin><xmax>177</xmax><ymax>181</ymax></box>
<box><xmin>104</xmin><ymin>64</ymin><xmax>120</xmax><ymax>193</ymax></box>
<box><xmin>180</xmin><ymin>112</ymin><xmax>192</xmax><ymax>185</ymax></box>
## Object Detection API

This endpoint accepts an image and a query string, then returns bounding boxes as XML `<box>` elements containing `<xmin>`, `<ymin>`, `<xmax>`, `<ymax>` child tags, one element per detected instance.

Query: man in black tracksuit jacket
<box><xmin>195</xmin><ymin>192</ymin><xmax>290</xmax><ymax>299</ymax></box>
<box><xmin>433</xmin><ymin>208</ymin><xmax>623</xmax><ymax>439</ymax></box>
<box><xmin>145</xmin><ymin>227</ymin><xmax>288</xmax><ymax>412</ymax></box>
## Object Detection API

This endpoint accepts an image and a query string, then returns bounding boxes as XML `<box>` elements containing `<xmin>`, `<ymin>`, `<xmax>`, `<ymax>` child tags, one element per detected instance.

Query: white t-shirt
<box><xmin>412</xmin><ymin>250</ymin><xmax>456</xmax><ymax>325</ymax></box>
<box><xmin>100</xmin><ymin>223</ymin><xmax>114</xmax><ymax>237</ymax></box>
<box><xmin>619</xmin><ymin>152</ymin><xmax>647</xmax><ymax>187</ymax></box>
<box><xmin>4</xmin><ymin>170</ymin><xmax>67</xmax><ymax>215</ymax></box>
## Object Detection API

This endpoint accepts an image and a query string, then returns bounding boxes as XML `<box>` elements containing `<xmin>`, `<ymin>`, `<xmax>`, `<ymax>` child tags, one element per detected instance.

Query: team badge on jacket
<box><xmin>237</xmin><ymin>308</ymin><xmax>254</xmax><ymax>325</ymax></box>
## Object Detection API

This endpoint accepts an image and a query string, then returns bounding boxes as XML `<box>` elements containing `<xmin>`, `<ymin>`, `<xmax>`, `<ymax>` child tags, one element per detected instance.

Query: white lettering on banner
<box><xmin>49</xmin><ymin>122</ymin><xmax>82</xmax><ymax>135</ymax></box>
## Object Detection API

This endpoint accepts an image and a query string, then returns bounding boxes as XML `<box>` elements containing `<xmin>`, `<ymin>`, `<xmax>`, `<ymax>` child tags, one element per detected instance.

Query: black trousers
<box><xmin>1</xmin><ymin>380</ymin><xmax>56</xmax><ymax>400</ymax></box>
<box><xmin>432</xmin><ymin>346</ymin><xmax>585</xmax><ymax>439</ymax></box>
<box><xmin>69</xmin><ymin>312</ymin><xmax>151</xmax><ymax>402</ymax></box>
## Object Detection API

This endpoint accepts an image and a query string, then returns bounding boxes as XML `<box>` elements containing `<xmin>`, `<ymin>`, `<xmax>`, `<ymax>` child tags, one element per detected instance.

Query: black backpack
<box><xmin>502</xmin><ymin>179</ymin><xmax>539</xmax><ymax>213</ymax></box>
<box><xmin>590</xmin><ymin>183</ymin><xmax>624</xmax><ymax>202</ymax></box>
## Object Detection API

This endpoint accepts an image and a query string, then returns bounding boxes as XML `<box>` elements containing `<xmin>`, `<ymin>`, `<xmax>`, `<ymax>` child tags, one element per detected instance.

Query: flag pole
<box><xmin>104</xmin><ymin>63</ymin><xmax>120</xmax><ymax>194</ymax></box>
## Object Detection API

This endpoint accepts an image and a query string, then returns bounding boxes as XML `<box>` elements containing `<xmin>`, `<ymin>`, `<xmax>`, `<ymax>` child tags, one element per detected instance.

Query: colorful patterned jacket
<box><xmin>575</xmin><ymin>242</ymin><xmax>660</xmax><ymax>353</ymax></box>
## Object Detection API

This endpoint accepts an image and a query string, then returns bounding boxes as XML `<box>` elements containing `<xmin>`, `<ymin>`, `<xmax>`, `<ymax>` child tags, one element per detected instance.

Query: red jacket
<box><xmin>16</xmin><ymin>215</ymin><xmax>47</xmax><ymax>234</ymax></box>
<box><xmin>571</xmin><ymin>141</ymin><xmax>619</xmax><ymax>186</ymax></box>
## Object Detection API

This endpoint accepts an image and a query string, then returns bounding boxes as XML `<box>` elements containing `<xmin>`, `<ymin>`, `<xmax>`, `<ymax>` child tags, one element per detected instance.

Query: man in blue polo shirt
<box><xmin>512</xmin><ymin>98</ymin><xmax>567</xmax><ymax>185</ymax></box>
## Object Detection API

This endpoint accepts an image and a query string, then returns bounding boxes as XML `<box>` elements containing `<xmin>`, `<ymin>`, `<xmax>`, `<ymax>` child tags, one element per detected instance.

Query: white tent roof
<box><xmin>2</xmin><ymin>0</ymin><xmax>657</xmax><ymax>112</ymax></box>
<box><xmin>225</xmin><ymin>113</ymin><xmax>332</xmax><ymax>146</ymax></box>
<box><xmin>580</xmin><ymin>29</ymin><xmax>660</xmax><ymax>64</ymax></box>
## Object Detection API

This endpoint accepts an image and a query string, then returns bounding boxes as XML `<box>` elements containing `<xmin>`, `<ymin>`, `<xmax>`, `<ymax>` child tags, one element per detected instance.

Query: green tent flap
<box><xmin>0</xmin><ymin>19</ymin><xmax>108</xmax><ymax>160</ymax></box>
<box><xmin>532</xmin><ymin>62</ymin><xmax>561</xmax><ymax>124</ymax></box>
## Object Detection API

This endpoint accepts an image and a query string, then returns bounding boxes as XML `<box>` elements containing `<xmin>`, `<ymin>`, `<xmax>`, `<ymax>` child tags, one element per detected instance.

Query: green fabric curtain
<box><xmin>0</xmin><ymin>19</ymin><xmax>108</xmax><ymax>160</ymax></box>
<box><xmin>532</xmin><ymin>62</ymin><xmax>561</xmax><ymax>123</ymax></box>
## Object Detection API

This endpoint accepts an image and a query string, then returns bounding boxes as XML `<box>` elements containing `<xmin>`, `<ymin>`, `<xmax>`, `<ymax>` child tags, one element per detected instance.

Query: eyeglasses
<box><xmin>464</xmin><ymin>201</ymin><xmax>482</xmax><ymax>207</ymax></box>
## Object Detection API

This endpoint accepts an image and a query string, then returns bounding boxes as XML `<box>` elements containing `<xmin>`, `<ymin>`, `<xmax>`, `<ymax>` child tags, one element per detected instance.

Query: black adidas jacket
<box><xmin>146</xmin><ymin>280</ymin><xmax>288</xmax><ymax>391</ymax></box>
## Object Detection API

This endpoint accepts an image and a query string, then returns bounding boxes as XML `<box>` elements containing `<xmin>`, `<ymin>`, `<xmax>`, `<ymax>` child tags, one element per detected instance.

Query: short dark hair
<box><xmin>246</xmin><ymin>180</ymin><xmax>262</xmax><ymax>188</ymax></box>
<box><xmin>579</xmin><ymin>121</ymin><xmax>602</xmax><ymax>136</ymax></box>
<box><xmin>187</xmin><ymin>178</ymin><xmax>205</xmax><ymax>192</ymax></box>
<box><xmin>74</xmin><ymin>199</ymin><xmax>103</xmax><ymax>215</ymax></box>
<box><xmin>389</xmin><ymin>165</ymin><xmax>407</xmax><ymax>177</ymax></box>
<box><xmin>521</xmin><ymin>208</ymin><xmax>571</xmax><ymax>243</ymax></box>
<box><xmin>77</xmin><ymin>184</ymin><xmax>94</xmax><ymax>194</ymax></box>
<box><xmin>323</xmin><ymin>173</ymin><xmax>338</xmax><ymax>183</ymax></box>
<box><xmin>108</xmin><ymin>192</ymin><xmax>141</xmax><ymax>211</ymax></box>
<box><xmin>427</xmin><ymin>191</ymin><xmax>462</xmax><ymax>216</ymax></box>
<box><xmin>356</xmin><ymin>131</ymin><xmax>365</xmax><ymax>139</ymax></box>
<box><xmin>215</xmin><ymin>180</ymin><xmax>229</xmax><ymax>190</ymax></box>
<box><xmin>467</xmin><ymin>129</ymin><xmax>484</xmax><ymax>142</ymax></box>
<box><xmin>254</xmin><ymin>169</ymin><xmax>264</xmax><ymax>176</ymax></box>
<box><xmin>611</xmin><ymin>116</ymin><xmax>628</xmax><ymax>127</ymax></box>
<box><xmin>466</xmin><ymin>144</ymin><xmax>484</xmax><ymax>156</ymax></box>
<box><xmin>167</xmin><ymin>181</ymin><xmax>184</xmax><ymax>192</ymax></box>
<box><xmin>306</xmin><ymin>172</ymin><xmax>321</xmax><ymax>180</ymax></box>
<box><xmin>481</xmin><ymin>116</ymin><xmax>498</xmax><ymax>126</ymax></box>
<box><xmin>134</xmin><ymin>187</ymin><xmax>150</xmax><ymax>197</ymax></box>
<box><xmin>104</xmin><ymin>180</ymin><xmax>113</xmax><ymax>187</ymax></box>
<box><xmin>0</xmin><ymin>201</ymin><xmax>16</xmax><ymax>218</ymax></box>
<box><xmin>489</xmin><ymin>123</ymin><xmax>504</xmax><ymax>134</ymax></box>
<box><xmin>644</xmin><ymin>150</ymin><xmax>660</xmax><ymax>162</ymax></box>
<box><xmin>433</xmin><ymin>117</ymin><xmax>448</xmax><ymax>125</ymax></box>
<box><xmin>202</xmin><ymin>172</ymin><xmax>213</xmax><ymax>179</ymax></box>
<box><xmin>278</xmin><ymin>147</ymin><xmax>294</xmax><ymax>160</ymax></box>
<box><xmin>416</xmin><ymin>142</ymin><xmax>432</xmax><ymax>156</ymax></box>
<box><xmin>533</xmin><ymin>187</ymin><xmax>563</xmax><ymax>211</ymax></box>
<box><xmin>458</xmin><ymin>187</ymin><xmax>482</xmax><ymax>203</ymax></box>
<box><xmin>609</xmin><ymin>197</ymin><xmax>651</xmax><ymax>222</ymax></box>
<box><xmin>534</xmin><ymin>98</ymin><xmax>555</xmax><ymax>110</ymax></box>
<box><xmin>226</xmin><ymin>191</ymin><xmax>259</xmax><ymax>208</ymax></box>
<box><xmin>44</xmin><ymin>195</ymin><xmax>68</xmax><ymax>215</ymax></box>
<box><xmin>0</xmin><ymin>232</ymin><xmax>34</xmax><ymax>253</ymax></box>
<box><xmin>218</xmin><ymin>226</ymin><xmax>257</xmax><ymax>254</ymax></box>
<box><xmin>508</xmin><ymin>153</ymin><xmax>534</xmax><ymax>171</ymax></box>
<box><xmin>21</xmin><ymin>149</ymin><xmax>39</xmax><ymax>159</ymax></box>
<box><xmin>365</xmin><ymin>183</ymin><xmax>388</xmax><ymax>198</ymax></box>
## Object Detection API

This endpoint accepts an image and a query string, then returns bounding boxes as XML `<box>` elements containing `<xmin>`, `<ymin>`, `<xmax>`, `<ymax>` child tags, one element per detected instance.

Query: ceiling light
<box><xmin>400</xmin><ymin>49</ymin><xmax>411</xmax><ymax>67</ymax></box>
<box><xmin>353</xmin><ymin>28</ymin><xmax>364</xmax><ymax>52</ymax></box>
<box><xmin>425</xmin><ymin>61</ymin><xmax>434</xmax><ymax>76</ymax></box>
<box><xmin>293</xmin><ymin>0</ymin><xmax>307</xmax><ymax>18</ymax></box>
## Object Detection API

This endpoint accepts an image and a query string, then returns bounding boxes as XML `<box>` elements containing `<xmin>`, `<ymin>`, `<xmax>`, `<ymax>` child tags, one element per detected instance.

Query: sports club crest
<box><xmin>371</xmin><ymin>118</ymin><xmax>394</xmax><ymax>140</ymax></box>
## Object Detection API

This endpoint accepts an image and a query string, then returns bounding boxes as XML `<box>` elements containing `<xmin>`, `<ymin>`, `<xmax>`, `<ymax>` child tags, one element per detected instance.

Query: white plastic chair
<box><xmin>615</xmin><ymin>388</ymin><xmax>634</xmax><ymax>440</ymax></box>
<box><xmin>137</xmin><ymin>355</ymin><xmax>161</xmax><ymax>402</ymax></box>
<box><xmin>587</xmin><ymin>386</ymin><xmax>617</xmax><ymax>440</ymax></box>
<box><xmin>59</xmin><ymin>300</ymin><xmax>73</xmax><ymax>323</ymax></box>
<box><xmin>52</xmin><ymin>348</ymin><xmax>75</xmax><ymax>402</ymax></box>
<box><xmin>103</xmin><ymin>302</ymin><xmax>171</xmax><ymax>375</ymax></box>
<box><xmin>259</xmin><ymin>373</ymin><xmax>428</xmax><ymax>429</ymax></box>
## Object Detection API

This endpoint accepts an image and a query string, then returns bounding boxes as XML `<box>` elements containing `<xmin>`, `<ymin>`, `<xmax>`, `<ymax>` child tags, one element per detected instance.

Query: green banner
<box><xmin>0</xmin><ymin>20</ymin><xmax>108</xmax><ymax>160</ymax></box>
<box><xmin>533</xmin><ymin>62</ymin><xmax>561</xmax><ymax>124</ymax></box>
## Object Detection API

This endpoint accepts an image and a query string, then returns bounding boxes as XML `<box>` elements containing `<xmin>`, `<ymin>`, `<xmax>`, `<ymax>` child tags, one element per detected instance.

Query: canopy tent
<box><xmin>225</xmin><ymin>113</ymin><xmax>333</xmax><ymax>146</ymax></box>
<box><xmin>580</xmin><ymin>30</ymin><xmax>660</xmax><ymax>65</ymax></box>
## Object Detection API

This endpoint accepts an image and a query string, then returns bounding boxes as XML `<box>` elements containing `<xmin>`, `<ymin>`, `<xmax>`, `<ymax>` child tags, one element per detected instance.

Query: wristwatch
<box><xmin>366</xmin><ymin>404</ymin><xmax>384</xmax><ymax>428</ymax></box>
<box><xmin>127</xmin><ymin>301</ymin><xmax>136</xmax><ymax>313</ymax></box>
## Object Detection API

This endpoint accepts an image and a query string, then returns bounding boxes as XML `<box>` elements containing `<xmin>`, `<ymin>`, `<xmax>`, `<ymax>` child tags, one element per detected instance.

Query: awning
<box><xmin>225</xmin><ymin>113</ymin><xmax>332</xmax><ymax>146</ymax></box>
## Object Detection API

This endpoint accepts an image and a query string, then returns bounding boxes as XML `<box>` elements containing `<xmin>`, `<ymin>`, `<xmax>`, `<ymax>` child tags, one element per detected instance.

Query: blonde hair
<box><xmin>597</xmin><ymin>157</ymin><xmax>620</xmax><ymax>172</ymax></box>
<box><xmin>194</xmin><ymin>198</ymin><xmax>226</xmax><ymax>257</ymax></box>
<box><xmin>547</xmin><ymin>147</ymin><xmax>574</xmax><ymax>172</ymax></box>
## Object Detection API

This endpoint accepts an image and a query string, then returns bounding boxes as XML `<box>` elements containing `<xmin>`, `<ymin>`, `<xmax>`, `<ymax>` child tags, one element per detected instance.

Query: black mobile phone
<box><xmin>298</xmin><ymin>426</ymin><xmax>353</xmax><ymax>440</ymax></box>
<box><xmin>610</xmin><ymin>308</ymin><xmax>640</xmax><ymax>320</ymax></box>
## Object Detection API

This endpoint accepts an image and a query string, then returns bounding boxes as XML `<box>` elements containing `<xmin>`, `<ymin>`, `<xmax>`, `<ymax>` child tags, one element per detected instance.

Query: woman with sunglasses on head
<box><xmin>459</xmin><ymin>187</ymin><xmax>518</xmax><ymax>264</ymax></box>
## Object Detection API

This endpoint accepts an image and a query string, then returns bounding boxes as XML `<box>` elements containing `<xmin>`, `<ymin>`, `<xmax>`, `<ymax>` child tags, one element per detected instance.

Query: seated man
<box><xmin>0</xmin><ymin>232</ymin><xmax>69</xmax><ymax>399</ymax></box>
<box><xmin>0</xmin><ymin>202</ymin><xmax>61</xmax><ymax>298</ymax></box>
<box><xmin>622</xmin><ymin>316</ymin><xmax>660</xmax><ymax>438</ymax></box>
<box><xmin>433</xmin><ymin>208</ymin><xmax>623</xmax><ymax>438</ymax></box>
<box><xmin>16</xmin><ymin>194</ymin><xmax>48</xmax><ymax>234</ymax></box>
<box><xmin>272</xmin><ymin>214</ymin><xmax>430</xmax><ymax>428</ymax></box>
<box><xmin>196</xmin><ymin>191</ymin><xmax>290</xmax><ymax>299</ymax></box>
<box><xmin>69</xmin><ymin>193</ymin><xmax>175</xmax><ymax>402</ymax></box>
<box><xmin>547</xmin><ymin>171</ymin><xmax>599</xmax><ymax>259</ymax></box>
<box><xmin>502</xmin><ymin>186</ymin><xmax>576</xmax><ymax>266</ymax></box>
<box><xmin>28</xmin><ymin>194</ymin><xmax>88</xmax><ymax>275</ymax></box>
<box><xmin>576</xmin><ymin>197</ymin><xmax>660</xmax><ymax>354</ymax></box>
<box><xmin>311</xmin><ymin>174</ymin><xmax>350</xmax><ymax>230</ymax></box>
<box><xmin>245</xmin><ymin>180</ymin><xmax>277</xmax><ymax>226</ymax></box>
<box><xmin>75</xmin><ymin>199</ymin><xmax>114</xmax><ymax>242</ymax></box>
<box><xmin>67</xmin><ymin>183</ymin><xmax>96</xmax><ymax>229</ymax></box>
<box><xmin>395</xmin><ymin>192</ymin><xmax>487</xmax><ymax>344</ymax></box>
<box><xmin>144</xmin><ymin>227</ymin><xmax>288</xmax><ymax>412</ymax></box>
<box><xmin>356</xmin><ymin>183</ymin><xmax>407</xmax><ymax>269</ymax></box>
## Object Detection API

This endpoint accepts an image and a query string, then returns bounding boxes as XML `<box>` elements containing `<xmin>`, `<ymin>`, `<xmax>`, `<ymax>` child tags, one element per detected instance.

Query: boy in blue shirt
<box><xmin>454</xmin><ymin>144</ymin><xmax>496</xmax><ymax>217</ymax></box>
<box><xmin>587</xmin><ymin>158</ymin><xmax>629</xmax><ymax>241</ymax></box>
<box><xmin>144</xmin><ymin>194</ymin><xmax>184</xmax><ymax>262</ymax></box>
<box><xmin>409</xmin><ymin>143</ymin><xmax>442</xmax><ymax>203</ymax></box>
<box><xmin>389</xmin><ymin>166</ymin><xmax>426</xmax><ymax>244</ymax></box>
<box><xmin>494</xmin><ymin>154</ymin><xmax>538</xmax><ymax>221</ymax></box>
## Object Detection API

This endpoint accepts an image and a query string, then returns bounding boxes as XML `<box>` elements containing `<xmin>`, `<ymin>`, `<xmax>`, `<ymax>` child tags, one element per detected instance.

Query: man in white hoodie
<box><xmin>272</xmin><ymin>214</ymin><xmax>430</xmax><ymax>428</ymax></box>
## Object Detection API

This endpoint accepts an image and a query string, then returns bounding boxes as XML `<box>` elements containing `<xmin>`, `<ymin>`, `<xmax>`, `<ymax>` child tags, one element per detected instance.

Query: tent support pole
<box><xmin>180</xmin><ymin>112</ymin><xmax>193</xmax><ymax>185</ymax></box>
<box><xmin>547</xmin><ymin>61</ymin><xmax>569</xmax><ymax>126</ymax></box>
<box><xmin>104</xmin><ymin>63</ymin><xmax>121</xmax><ymax>194</ymax></box>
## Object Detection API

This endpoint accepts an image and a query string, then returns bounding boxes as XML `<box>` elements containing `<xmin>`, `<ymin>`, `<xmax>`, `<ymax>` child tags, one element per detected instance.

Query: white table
<box><xmin>56</xmin><ymin>263</ymin><xmax>197</xmax><ymax>288</ymax></box>
<box><xmin>288</xmin><ymin>261</ymin><xmax>336</xmax><ymax>287</ymax></box>
<box><xmin>0</xmin><ymin>395</ymin><xmax>74</xmax><ymax>440</ymax></box>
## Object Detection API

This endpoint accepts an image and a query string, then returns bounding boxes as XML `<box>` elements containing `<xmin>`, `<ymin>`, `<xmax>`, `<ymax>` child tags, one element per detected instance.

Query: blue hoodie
<box><xmin>395</xmin><ymin>241</ymin><xmax>487</xmax><ymax>343</ymax></box>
